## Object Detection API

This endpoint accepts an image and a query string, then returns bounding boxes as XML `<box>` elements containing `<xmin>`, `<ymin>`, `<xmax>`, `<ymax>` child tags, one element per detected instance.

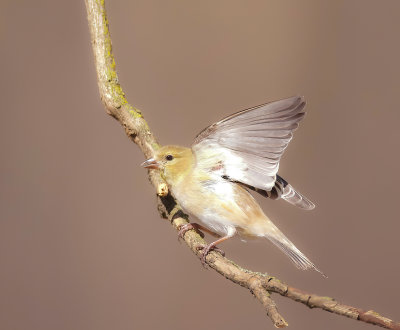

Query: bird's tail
<box><xmin>259</xmin><ymin>217</ymin><xmax>326</xmax><ymax>277</ymax></box>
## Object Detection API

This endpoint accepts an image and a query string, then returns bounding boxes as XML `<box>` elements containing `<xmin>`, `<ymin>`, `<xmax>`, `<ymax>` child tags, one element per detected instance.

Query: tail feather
<box><xmin>261</xmin><ymin>219</ymin><xmax>326</xmax><ymax>277</ymax></box>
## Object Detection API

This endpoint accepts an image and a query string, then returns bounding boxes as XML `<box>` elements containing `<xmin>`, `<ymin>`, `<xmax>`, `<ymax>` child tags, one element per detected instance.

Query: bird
<box><xmin>141</xmin><ymin>96</ymin><xmax>325</xmax><ymax>276</ymax></box>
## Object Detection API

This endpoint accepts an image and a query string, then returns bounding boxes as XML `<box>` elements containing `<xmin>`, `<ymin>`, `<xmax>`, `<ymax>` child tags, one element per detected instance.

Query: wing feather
<box><xmin>192</xmin><ymin>96</ymin><xmax>306</xmax><ymax>191</ymax></box>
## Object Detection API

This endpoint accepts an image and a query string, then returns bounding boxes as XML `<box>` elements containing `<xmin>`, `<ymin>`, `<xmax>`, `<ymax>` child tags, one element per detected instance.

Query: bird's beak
<box><xmin>141</xmin><ymin>158</ymin><xmax>160</xmax><ymax>169</ymax></box>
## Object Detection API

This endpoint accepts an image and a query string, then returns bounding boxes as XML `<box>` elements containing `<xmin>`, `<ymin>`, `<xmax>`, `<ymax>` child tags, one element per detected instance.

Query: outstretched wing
<box><xmin>192</xmin><ymin>96</ymin><xmax>306</xmax><ymax>192</ymax></box>
<box><xmin>240</xmin><ymin>175</ymin><xmax>315</xmax><ymax>210</ymax></box>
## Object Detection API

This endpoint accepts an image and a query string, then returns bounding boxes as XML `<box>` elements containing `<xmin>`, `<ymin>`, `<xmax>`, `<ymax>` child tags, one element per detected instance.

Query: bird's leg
<box><xmin>196</xmin><ymin>235</ymin><xmax>233</xmax><ymax>266</ymax></box>
<box><xmin>177</xmin><ymin>223</ymin><xmax>221</xmax><ymax>241</ymax></box>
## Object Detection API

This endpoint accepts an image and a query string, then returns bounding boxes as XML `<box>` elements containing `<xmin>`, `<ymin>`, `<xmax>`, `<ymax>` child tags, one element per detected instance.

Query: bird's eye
<box><xmin>165</xmin><ymin>154</ymin><xmax>174</xmax><ymax>161</ymax></box>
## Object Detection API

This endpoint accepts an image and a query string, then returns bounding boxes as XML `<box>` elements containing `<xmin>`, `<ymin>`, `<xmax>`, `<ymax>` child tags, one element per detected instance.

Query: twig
<box><xmin>84</xmin><ymin>1</ymin><xmax>400</xmax><ymax>328</ymax></box>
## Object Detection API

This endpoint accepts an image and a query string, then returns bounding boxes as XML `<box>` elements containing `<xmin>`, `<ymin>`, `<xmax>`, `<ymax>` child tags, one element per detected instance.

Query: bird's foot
<box><xmin>177</xmin><ymin>223</ymin><xmax>205</xmax><ymax>241</ymax></box>
<box><xmin>196</xmin><ymin>243</ymin><xmax>225</xmax><ymax>267</ymax></box>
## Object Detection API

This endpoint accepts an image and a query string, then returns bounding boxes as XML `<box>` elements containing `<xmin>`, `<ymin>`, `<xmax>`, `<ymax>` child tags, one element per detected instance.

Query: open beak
<box><xmin>141</xmin><ymin>158</ymin><xmax>160</xmax><ymax>169</ymax></box>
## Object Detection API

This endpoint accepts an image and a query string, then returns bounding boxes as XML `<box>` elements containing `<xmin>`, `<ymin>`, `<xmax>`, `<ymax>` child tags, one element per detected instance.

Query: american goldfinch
<box><xmin>142</xmin><ymin>96</ymin><xmax>324</xmax><ymax>276</ymax></box>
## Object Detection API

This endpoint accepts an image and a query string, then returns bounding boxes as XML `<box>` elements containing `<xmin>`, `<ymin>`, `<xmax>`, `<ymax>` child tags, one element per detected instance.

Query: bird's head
<box><xmin>141</xmin><ymin>145</ymin><xmax>194</xmax><ymax>185</ymax></box>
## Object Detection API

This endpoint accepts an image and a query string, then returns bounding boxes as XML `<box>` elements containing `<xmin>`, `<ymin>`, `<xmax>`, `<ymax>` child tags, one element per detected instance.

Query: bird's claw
<box><xmin>196</xmin><ymin>243</ymin><xmax>225</xmax><ymax>267</ymax></box>
<box><xmin>177</xmin><ymin>223</ymin><xmax>205</xmax><ymax>242</ymax></box>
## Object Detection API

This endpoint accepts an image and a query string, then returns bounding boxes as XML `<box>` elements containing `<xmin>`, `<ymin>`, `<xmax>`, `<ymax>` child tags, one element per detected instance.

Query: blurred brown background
<box><xmin>1</xmin><ymin>1</ymin><xmax>399</xmax><ymax>329</ymax></box>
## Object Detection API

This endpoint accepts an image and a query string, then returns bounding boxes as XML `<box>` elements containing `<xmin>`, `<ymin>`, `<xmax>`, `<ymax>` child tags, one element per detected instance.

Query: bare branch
<box><xmin>85</xmin><ymin>1</ymin><xmax>400</xmax><ymax>329</ymax></box>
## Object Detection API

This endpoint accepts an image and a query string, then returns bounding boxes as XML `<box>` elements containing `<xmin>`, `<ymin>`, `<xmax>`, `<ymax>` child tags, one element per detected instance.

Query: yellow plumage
<box><xmin>142</xmin><ymin>96</ymin><xmax>324</xmax><ymax>276</ymax></box>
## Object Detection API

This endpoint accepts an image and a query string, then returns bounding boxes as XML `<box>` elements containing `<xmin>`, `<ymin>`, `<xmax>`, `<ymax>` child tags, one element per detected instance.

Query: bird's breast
<box><xmin>170</xmin><ymin>171</ymin><xmax>267</xmax><ymax>237</ymax></box>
